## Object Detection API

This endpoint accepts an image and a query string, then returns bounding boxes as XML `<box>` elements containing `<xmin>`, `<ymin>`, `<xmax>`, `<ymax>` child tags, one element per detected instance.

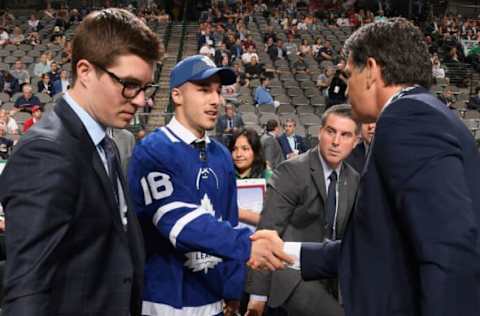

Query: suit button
<box><xmin>123</xmin><ymin>277</ymin><xmax>132</xmax><ymax>284</ymax></box>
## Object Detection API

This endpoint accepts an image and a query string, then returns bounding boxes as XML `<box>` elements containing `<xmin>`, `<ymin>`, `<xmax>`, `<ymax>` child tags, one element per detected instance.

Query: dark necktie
<box><xmin>100</xmin><ymin>136</ymin><xmax>120</xmax><ymax>205</ymax></box>
<box><xmin>325</xmin><ymin>171</ymin><xmax>338</xmax><ymax>239</ymax></box>
<box><xmin>192</xmin><ymin>140</ymin><xmax>207</xmax><ymax>162</ymax></box>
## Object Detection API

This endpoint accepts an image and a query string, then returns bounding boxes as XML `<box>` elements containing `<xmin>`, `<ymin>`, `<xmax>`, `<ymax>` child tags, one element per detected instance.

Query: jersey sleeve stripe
<box><xmin>169</xmin><ymin>207</ymin><xmax>211</xmax><ymax>247</ymax></box>
<box><xmin>153</xmin><ymin>201</ymin><xmax>198</xmax><ymax>226</ymax></box>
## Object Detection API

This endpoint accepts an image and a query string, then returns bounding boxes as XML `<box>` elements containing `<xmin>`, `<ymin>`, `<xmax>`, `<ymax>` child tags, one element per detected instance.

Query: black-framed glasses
<box><xmin>92</xmin><ymin>63</ymin><xmax>159</xmax><ymax>100</ymax></box>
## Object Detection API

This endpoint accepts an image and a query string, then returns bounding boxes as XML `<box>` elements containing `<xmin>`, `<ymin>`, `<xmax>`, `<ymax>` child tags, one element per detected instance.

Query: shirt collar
<box><xmin>167</xmin><ymin>116</ymin><xmax>211</xmax><ymax>144</ymax></box>
<box><xmin>380</xmin><ymin>85</ymin><xmax>419</xmax><ymax>114</ymax></box>
<box><xmin>318</xmin><ymin>147</ymin><xmax>342</xmax><ymax>178</ymax></box>
<box><xmin>63</xmin><ymin>92</ymin><xmax>106</xmax><ymax>146</ymax></box>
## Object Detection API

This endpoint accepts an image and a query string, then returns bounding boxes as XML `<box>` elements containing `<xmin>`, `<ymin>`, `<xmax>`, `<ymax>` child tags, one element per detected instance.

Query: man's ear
<box><xmin>75</xmin><ymin>59</ymin><xmax>94</xmax><ymax>88</ymax></box>
<box><xmin>171</xmin><ymin>87</ymin><xmax>183</xmax><ymax>106</ymax></box>
<box><xmin>366</xmin><ymin>57</ymin><xmax>381</xmax><ymax>89</ymax></box>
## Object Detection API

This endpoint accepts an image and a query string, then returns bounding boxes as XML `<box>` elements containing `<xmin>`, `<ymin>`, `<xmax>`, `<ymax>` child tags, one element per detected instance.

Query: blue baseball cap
<box><xmin>170</xmin><ymin>55</ymin><xmax>237</xmax><ymax>90</ymax></box>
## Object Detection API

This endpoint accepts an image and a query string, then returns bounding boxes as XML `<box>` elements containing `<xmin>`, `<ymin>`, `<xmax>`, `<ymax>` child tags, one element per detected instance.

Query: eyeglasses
<box><xmin>92</xmin><ymin>63</ymin><xmax>159</xmax><ymax>100</ymax></box>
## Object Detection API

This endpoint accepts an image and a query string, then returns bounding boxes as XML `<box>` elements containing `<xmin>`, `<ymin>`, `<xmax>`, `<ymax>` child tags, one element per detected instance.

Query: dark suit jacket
<box><xmin>345</xmin><ymin>142</ymin><xmax>367</xmax><ymax>173</ymax></box>
<box><xmin>301</xmin><ymin>87</ymin><xmax>480</xmax><ymax>316</ymax></box>
<box><xmin>246</xmin><ymin>148</ymin><xmax>359</xmax><ymax>308</ymax></box>
<box><xmin>260</xmin><ymin>133</ymin><xmax>284</xmax><ymax>170</ymax></box>
<box><xmin>37</xmin><ymin>81</ymin><xmax>53</xmax><ymax>96</ymax></box>
<box><xmin>215</xmin><ymin>114</ymin><xmax>244</xmax><ymax>138</ymax></box>
<box><xmin>278</xmin><ymin>133</ymin><xmax>309</xmax><ymax>159</ymax></box>
<box><xmin>267</xmin><ymin>46</ymin><xmax>287</xmax><ymax>61</ymax></box>
<box><xmin>0</xmin><ymin>98</ymin><xmax>145</xmax><ymax>316</ymax></box>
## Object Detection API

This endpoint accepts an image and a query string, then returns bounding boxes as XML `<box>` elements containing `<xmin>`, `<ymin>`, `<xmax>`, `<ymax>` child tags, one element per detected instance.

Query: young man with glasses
<box><xmin>128</xmin><ymin>55</ymin><xmax>292</xmax><ymax>316</ymax></box>
<box><xmin>0</xmin><ymin>8</ymin><xmax>160</xmax><ymax>316</ymax></box>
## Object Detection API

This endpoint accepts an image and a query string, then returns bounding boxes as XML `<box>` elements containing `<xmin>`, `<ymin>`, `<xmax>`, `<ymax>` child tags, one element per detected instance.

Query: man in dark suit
<box><xmin>252</xmin><ymin>17</ymin><xmax>480</xmax><ymax>316</ymax></box>
<box><xmin>278</xmin><ymin>118</ymin><xmax>309</xmax><ymax>160</ymax></box>
<box><xmin>246</xmin><ymin>104</ymin><xmax>360</xmax><ymax>316</ymax></box>
<box><xmin>345</xmin><ymin>122</ymin><xmax>375</xmax><ymax>173</ymax></box>
<box><xmin>0</xmin><ymin>9</ymin><xmax>160</xmax><ymax>316</ymax></box>
<box><xmin>215</xmin><ymin>102</ymin><xmax>244</xmax><ymax>146</ymax></box>
<box><xmin>261</xmin><ymin>119</ymin><xmax>284</xmax><ymax>170</ymax></box>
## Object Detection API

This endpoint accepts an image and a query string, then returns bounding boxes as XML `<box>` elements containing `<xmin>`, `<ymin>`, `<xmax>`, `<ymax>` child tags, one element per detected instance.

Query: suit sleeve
<box><xmin>128</xmin><ymin>143</ymin><xmax>252</xmax><ymax>262</ymax></box>
<box><xmin>300</xmin><ymin>240</ymin><xmax>341</xmax><ymax>280</ymax></box>
<box><xmin>376</xmin><ymin>102</ymin><xmax>480</xmax><ymax>316</ymax></box>
<box><xmin>245</xmin><ymin>162</ymin><xmax>301</xmax><ymax>296</ymax></box>
<box><xmin>0</xmin><ymin>139</ymin><xmax>77</xmax><ymax>316</ymax></box>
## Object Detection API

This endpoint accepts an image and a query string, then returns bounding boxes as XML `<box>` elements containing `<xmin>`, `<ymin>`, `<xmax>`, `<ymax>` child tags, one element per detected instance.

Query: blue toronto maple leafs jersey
<box><xmin>128</xmin><ymin>121</ymin><xmax>252</xmax><ymax>316</ymax></box>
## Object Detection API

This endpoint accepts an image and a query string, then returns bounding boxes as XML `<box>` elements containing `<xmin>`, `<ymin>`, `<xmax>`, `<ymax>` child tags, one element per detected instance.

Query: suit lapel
<box><xmin>309</xmin><ymin>149</ymin><xmax>327</xmax><ymax>203</ymax></box>
<box><xmin>54</xmin><ymin>98</ymin><xmax>128</xmax><ymax>235</ymax></box>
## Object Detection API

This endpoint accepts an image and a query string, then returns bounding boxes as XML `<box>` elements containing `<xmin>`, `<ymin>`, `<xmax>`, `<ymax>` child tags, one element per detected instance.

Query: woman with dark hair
<box><xmin>229</xmin><ymin>128</ymin><xmax>271</xmax><ymax>179</ymax></box>
<box><xmin>229</xmin><ymin>128</ymin><xmax>272</xmax><ymax>226</ymax></box>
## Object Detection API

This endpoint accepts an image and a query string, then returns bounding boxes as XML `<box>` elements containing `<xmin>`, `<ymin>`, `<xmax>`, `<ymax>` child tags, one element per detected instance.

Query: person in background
<box><xmin>230</xmin><ymin>128</ymin><xmax>272</xmax><ymax>227</ymax></box>
<box><xmin>22</xmin><ymin>105</ymin><xmax>43</xmax><ymax>132</ymax></box>
<box><xmin>278</xmin><ymin>118</ymin><xmax>309</xmax><ymax>160</ymax></box>
<box><xmin>215</xmin><ymin>102</ymin><xmax>244</xmax><ymax>147</ymax></box>
<box><xmin>346</xmin><ymin>122</ymin><xmax>376</xmax><ymax>173</ymax></box>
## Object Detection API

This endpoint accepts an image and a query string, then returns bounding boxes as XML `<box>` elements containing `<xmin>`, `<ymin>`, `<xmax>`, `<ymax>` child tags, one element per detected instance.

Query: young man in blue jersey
<box><xmin>128</xmin><ymin>55</ymin><xmax>292</xmax><ymax>316</ymax></box>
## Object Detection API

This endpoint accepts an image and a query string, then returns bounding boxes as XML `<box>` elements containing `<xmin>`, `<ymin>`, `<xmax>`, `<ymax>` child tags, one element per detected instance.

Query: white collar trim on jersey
<box><xmin>167</xmin><ymin>116</ymin><xmax>211</xmax><ymax>145</ymax></box>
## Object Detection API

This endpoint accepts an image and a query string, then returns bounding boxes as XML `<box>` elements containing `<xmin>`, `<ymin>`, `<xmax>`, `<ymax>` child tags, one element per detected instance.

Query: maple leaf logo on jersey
<box><xmin>184</xmin><ymin>252</ymin><xmax>223</xmax><ymax>273</ymax></box>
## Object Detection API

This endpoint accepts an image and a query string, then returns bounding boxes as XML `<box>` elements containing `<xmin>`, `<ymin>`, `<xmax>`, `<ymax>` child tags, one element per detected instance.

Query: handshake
<box><xmin>247</xmin><ymin>230</ymin><xmax>295</xmax><ymax>271</ymax></box>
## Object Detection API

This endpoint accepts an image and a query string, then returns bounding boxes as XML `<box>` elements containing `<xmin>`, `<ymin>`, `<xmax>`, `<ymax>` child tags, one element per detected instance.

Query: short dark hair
<box><xmin>72</xmin><ymin>8</ymin><xmax>160</xmax><ymax>81</ymax></box>
<box><xmin>265</xmin><ymin>119</ymin><xmax>279</xmax><ymax>132</ymax></box>
<box><xmin>321</xmin><ymin>104</ymin><xmax>360</xmax><ymax>134</ymax></box>
<box><xmin>229</xmin><ymin>128</ymin><xmax>266</xmax><ymax>177</ymax></box>
<box><xmin>344</xmin><ymin>17</ymin><xmax>432</xmax><ymax>89</ymax></box>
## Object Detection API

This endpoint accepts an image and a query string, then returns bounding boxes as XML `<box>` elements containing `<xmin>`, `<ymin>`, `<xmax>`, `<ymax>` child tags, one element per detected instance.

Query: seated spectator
<box><xmin>229</xmin><ymin>37</ymin><xmax>243</xmax><ymax>63</ymax></box>
<box><xmin>37</xmin><ymin>73</ymin><xmax>53</xmax><ymax>96</ymax></box>
<box><xmin>27</xmin><ymin>14</ymin><xmax>41</xmax><ymax>33</ymax></box>
<box><xmin>33</xmin><ymin>53</ymin><xmax>51</xmax><ymax>77</ymax></box>
<box><xmin>316</xmin><ymin>40</ymin><xmax>334</xmax><ymax>62</ymax></box>
<box><xmin>10</xmin><ymin>60</ymin><xmax>30</xmax><ymax>86</ymax></box>
<box><xmin>241</xmin><ymin>45</ymin><xmax>259</xmax><ymax>64</ymax></box>
<box><xmin>317</xmin><ymin>66</ymin><xmax>336</xmax><ymax>96</ymax></box>
<box><xmin>10</xmin><ymin>26</ymin><xmax>25</xmax><ymax>46</ymax></box>
<box><xmin>26</xmin><ymin>31</ymin><xmax>41</xmax><ymax>46</ymax></box>
<box><xmin>278</xmin><ymin>118</ymin><xmax>309</xmax><ymax>159</ymax></box>
<box><xmin>48</xmin><ymin>62</ymin><xmax>61</xmax><ymax>82</ymax></box>
<box><xmin>327</xmin><ymin>60</ymin><xmax>348</xmax><ymax>107</ymax></box>
<box><xmin>284</xmin><ymin>34</ymin><xmax>298</xmax><ymax>56</ymax></box>
<box><xmin>0</xmin><ymin>71</ymin><xmax>20</xmax><ymax>96</ymax></box>
<box><xmin>50</xmin><ymin>26</ymin><xmax>65</xmax><ymax>45</ymax></box>
<box><xmin>244</xmin><ymin>56</ymin><xmax>265</xmax><ymax>81</ymax></box>
<box><xmin>0</xmin><ymin>26</ymin><xmax>9</xmax><ymax>46</ymax></box>
<box><xmin>14</xmin><ymin>84</ymin><xmax>41</xmax><ymax>111</ymax></box>
<box><xmin>255</xmin><ymin>77</ymin><xmax>279</xmax><ymax>108</ymax></box>
<box><xmin>267</xmin><ymin>39</ymin><xmax>287</xmax><ymax>61</ymax></box>
<box><xmin>22</xmin><ymin>106</ymin><xmax>43</xmax><ymax>133</ymax></box>
<box><xmin>199</xmin><ymin>43</ymin><xmax>215</xmax><ymax>58</ymax></box>
<box><xmin>214</xmin><ymin>42</ymin><xmax>231</xmax><ymax>67</ymax></box>
<box><xmin>0</xmin><ymin>109</ymin><xmax>19</xmax><ymax>135</ymax></box>
<box><xmin>215</xmin><ymin>102</ymin><xmax>244</xmax><ymax>146</ymax></box>
<box><xmin>0</xmin><ymin>124</ymin><xmax>14</xmax><ymax>160</ymax></box>
<box><xmin>264</xmin><ymin>36</ymin><xmax>275</xmax><ymax>54</ymax></box>
<box><xmin>52</xmin><ymin>69</ymin><xmax>70</xmax><ymax>95</ymax></box>
<box><xmin>438</xmin><ymin>87</ymin><xmax>455</xmax><ymax>109</ymax></box>
<box><xmin>242</xmin><ymin>34</ymin><xmax>256</xmax><ymax>51</ymax></box>
<box><xmin>312</xmin><ymin>38</ymin><xmax>323</xmax><ymax>56</ymax></box>
<box><xmin>299</xmin><ymin>39</ymin><xmax>312</xmax><ymax>56</ymax></box>
<box><xmin>229</xmin><ymin>128</ymin><xmax>272</xmax><ymax>227</ymax></box>
<box><xmin>432</xmin><ymin>54</ymin><xmax>446</xmax><ymax>79</ymax></box>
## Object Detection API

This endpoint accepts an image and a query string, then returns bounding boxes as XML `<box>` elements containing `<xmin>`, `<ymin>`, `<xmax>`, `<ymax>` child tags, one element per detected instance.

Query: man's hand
<box><xmin>245</xmin><ymin>299</ymin><xmax>266</xmax><ymax>316</ymax></box>
<box><xmin>248</xmin><ymin>230</ymin><xmax>294</xmax><ymax>271</ymax></box>
<box><xmin>224</xmin><ymin>300</ymin><xmax>239</xmax><ymax>316</ymax></box>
